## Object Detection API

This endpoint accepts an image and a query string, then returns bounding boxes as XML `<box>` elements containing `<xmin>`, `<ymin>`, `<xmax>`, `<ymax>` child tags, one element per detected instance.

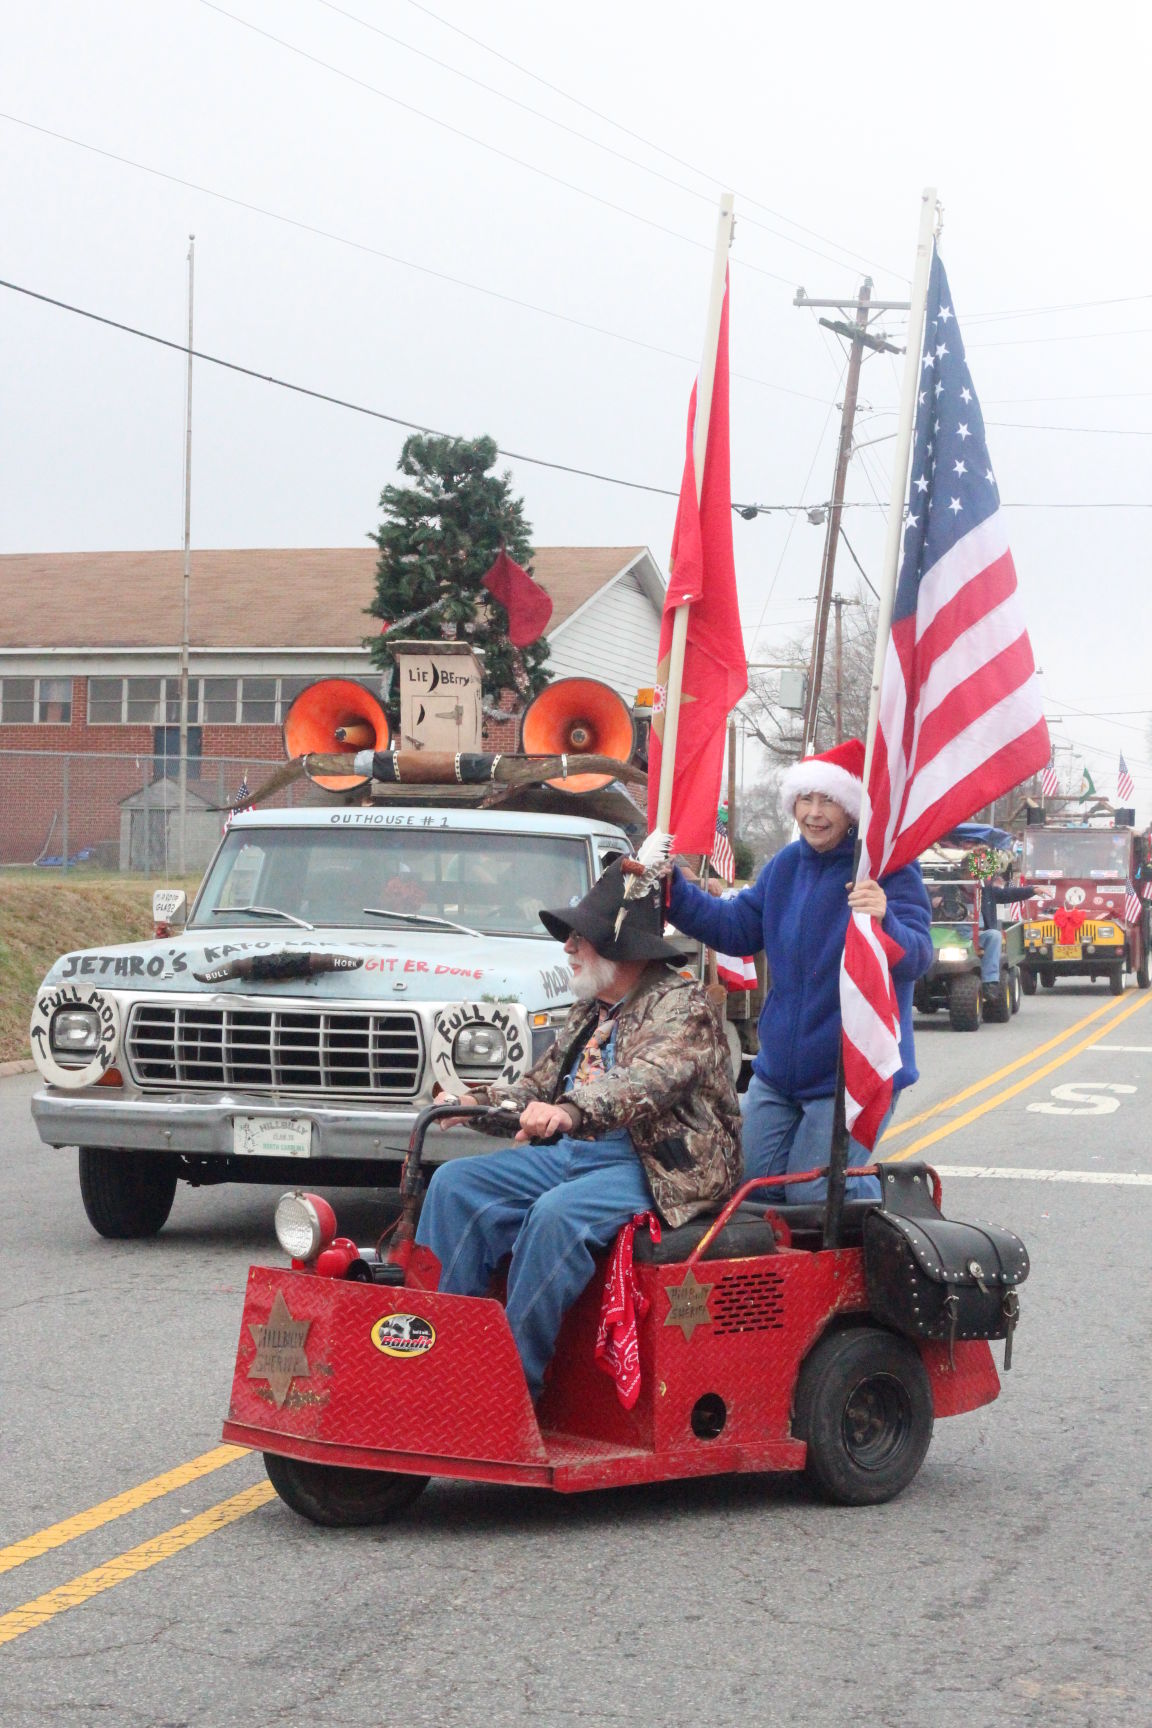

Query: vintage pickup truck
<box><xmin>30</xmin><ymin>806</ymin><xmax>632</xmax><ymax>1238</ymax></box>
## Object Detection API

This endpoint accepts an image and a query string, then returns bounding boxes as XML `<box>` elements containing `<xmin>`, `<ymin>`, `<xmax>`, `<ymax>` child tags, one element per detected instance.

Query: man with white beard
<box><xmin>415</xmin><ymin>859</ymin><xmax>742</xmax><ymax>1403</ymax></box>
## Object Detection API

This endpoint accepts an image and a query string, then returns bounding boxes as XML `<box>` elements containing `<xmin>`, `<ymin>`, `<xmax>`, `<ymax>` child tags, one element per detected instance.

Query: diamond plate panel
<box><xmin>226</xmin><ymin>1267</ymin><xmax>546</xmax><ymax>1465</ymax></box>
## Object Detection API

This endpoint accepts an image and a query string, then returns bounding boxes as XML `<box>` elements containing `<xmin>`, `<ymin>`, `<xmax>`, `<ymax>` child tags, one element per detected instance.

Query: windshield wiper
<box><xmin>210</xmin><ymin>905</ymin><xmax>315</xmax><ymax>930</ymax></box>
<box><xmin>362</xmin><ymin>907</ymin><xmax>482</xmax><ymax>938</ymax></box>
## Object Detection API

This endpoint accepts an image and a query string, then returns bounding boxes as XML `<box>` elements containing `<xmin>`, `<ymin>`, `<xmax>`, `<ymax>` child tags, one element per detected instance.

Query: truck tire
<box><xmin>78</xmin><ymin>1147</ymin><xmax>179</xmax><ymax>1239</ymax></box>
<box><xmin>263</xmin><ymin>1453</ymin><xmax>429</xmax><ymax>1527</ymax></box>
<box><xmin>1109</xmin><ymin>965</ymin><xmax>1125</xmax><ymax>996</ymax></box>
<box><xmin>1021</xmin><ymin>967</ymin><xmax>1038</xmax><ymax>996</ymax></box>
<box><xmin>793</xmin><ymin>1326</ymin><xmax>934</xmax><ymax>1506</ymax></box>
<box><xmin>948</xmin><ymin>973</ymin><xmax>981</xmax><ymax>1031</ymax></box>
<box><xmin>1138</xmin><ymin>952</ymin><xmax>1150</xmax><ymax>990</ymax></box>
<box><xmin>1040</xmin><ymin>969</ymin><xmax>1056</xmax><ymax>989</ymax></box>
<box><xmin>1009</xmin><ymin>967</ymin><xmax>1022</xmax><ymax>1014</ymax></box>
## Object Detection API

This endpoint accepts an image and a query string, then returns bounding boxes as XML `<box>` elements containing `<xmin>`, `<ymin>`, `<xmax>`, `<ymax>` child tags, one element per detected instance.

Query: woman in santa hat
<box><xmin>666</xmin><ymin>738</ymin><xmax>932</xmax><ymax>1202</ymax></box>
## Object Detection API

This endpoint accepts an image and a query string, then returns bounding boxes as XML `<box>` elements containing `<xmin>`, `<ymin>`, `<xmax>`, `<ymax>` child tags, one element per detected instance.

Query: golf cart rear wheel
<box><xmin>948</xmin><ymin>972</ymin><xmax>982</xmax><ymax>1031</ymax></box>
<box><xmin>263</xmin><ymin>1453</ymin><xmax>430</xmax><ymax>1527</ymax></box>
<box><xmin>794</xmin><ymin>1327</ymin><xmax>933</xmax><ymax>1506</ymax></box>
<box><xmin>1021</xmin><ymin>967</ymin><xmax>1038</xmax><ymax>996</ymax></box>
<box><xmin>983</xmin><ymin>970</ymin><xmax>1011</xmax><ymax>1024</ymax></box>
<box><xmin>1009</xmin><ymin>966</ymin><xmax>1022</xmax><ymax>1014</ymax></box>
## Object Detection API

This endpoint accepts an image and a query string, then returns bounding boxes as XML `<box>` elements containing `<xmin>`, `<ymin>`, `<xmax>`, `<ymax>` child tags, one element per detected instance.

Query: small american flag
<box><xmin>1125</xmin><ymin>884</ymin><xmax>1141</xmax><ymax>925</ymax></box>
<box><xmin>710</xmin><ymin>825</ymin><xmax>735</xmax><ymax>883</ymax></box>
<box><xmin>1041</xmin><ymin>759</ymin><xmax>1059</xmax><ymax>798</ymax></box>
<box><xmin>841</xmin><ymin>247</ymin><xmax>1049</xmax><ymax>1148</ymax></box>
<box><xmin>223</xmin><ymin>774</ymin><xmax>252</xmax><ymax>833</ymax></box>
<box><xmin>1118</xmin><ymin>754</ymin><xmax>1135</xmax><ymax>803</ymax></box>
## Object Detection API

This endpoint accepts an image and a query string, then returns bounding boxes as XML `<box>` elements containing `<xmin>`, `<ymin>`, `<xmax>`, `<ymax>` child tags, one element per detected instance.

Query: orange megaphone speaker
<box><xmin>282</xmin><ymin>679</ymin><xmax>391</xmax><ymax>791</ymax></box>
<box><xmin>519</xmin><ymin>678</ymin><xmax>636</xmax><ymax>793</ymax></box>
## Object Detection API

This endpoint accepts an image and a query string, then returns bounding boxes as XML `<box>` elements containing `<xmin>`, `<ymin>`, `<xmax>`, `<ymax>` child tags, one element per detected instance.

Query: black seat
<box><xmin>633</xmin><ymin>1203</ymin><xmax>780</xmax><ymax>1265</ymax></box>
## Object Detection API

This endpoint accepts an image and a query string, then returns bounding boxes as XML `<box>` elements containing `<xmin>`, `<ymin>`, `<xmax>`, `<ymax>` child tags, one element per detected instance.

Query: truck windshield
<box><xmin>191</xmin><ymin>826</ymin><xmax>591</xmax><ymax>936</ymax></box>
<box><xmin>1023</xmin><ymin>829</ymin><xmax>1132</xmax><ymax>880</ymax></box>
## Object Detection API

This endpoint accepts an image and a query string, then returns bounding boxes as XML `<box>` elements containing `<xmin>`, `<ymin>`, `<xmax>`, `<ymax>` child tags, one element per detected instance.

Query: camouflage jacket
<box><xmin>472</xmin><ymin>965</ymin><xmax>743</xmax><ymax>1229</ymax></box>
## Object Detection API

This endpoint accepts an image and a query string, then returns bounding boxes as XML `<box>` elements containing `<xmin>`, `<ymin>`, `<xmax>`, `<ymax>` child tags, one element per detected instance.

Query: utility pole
<box><xmin>176</xmin><ymin>235</ymin><xmax>195</xmax><ymax>877</ymax></box>
<box><xmin>795</xmin><ymin>281</ymin><xmax>907</xmax><ymax>755</ymax></box>
<box><xmin>830</xmin><ymin>593</ymin><xmax>860</xmax><ymax>743</ymax></box>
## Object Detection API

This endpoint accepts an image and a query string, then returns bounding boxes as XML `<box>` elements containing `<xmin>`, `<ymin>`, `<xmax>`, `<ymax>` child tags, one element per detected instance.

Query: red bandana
<box><xmin>595</xmin><ymin>1212</ymin><xmax>661</xmax><ymax>1408</ymax></box>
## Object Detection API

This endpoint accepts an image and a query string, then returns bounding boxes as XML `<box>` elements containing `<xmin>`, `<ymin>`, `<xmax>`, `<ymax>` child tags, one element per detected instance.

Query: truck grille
<box><xmin>125</xmin><ymin>1002</ymin><xmax>423</xmax><ymax>1096</ymax></box>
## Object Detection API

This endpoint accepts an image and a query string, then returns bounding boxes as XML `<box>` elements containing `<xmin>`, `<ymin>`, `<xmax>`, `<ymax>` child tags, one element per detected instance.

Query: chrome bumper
<box><xmin>30</xmin><ymin>1088</ymin><xmax>490</xmax><ymax>1162</ymax></box>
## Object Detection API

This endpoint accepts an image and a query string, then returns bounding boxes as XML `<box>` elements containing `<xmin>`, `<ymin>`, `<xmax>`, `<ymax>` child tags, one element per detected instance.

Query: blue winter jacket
<box><xmin>667</xmin><ymin>832</ymin><xmax>933</xmax><ymax>1101</ymax></box>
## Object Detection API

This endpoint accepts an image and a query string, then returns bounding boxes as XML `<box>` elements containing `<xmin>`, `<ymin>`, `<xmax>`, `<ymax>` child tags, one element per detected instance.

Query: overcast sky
<box><xmin>3</xmin><ymin>0</ymin><xmax>1150</xmax><ymax>820</ymax></box>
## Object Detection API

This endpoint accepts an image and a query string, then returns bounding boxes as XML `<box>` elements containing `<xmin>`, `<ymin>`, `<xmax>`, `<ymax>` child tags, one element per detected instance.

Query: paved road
<box><xmin>2</xmin><ymin>982</ymin><xmax>1151</xmax><ymax>1727</ymax></box>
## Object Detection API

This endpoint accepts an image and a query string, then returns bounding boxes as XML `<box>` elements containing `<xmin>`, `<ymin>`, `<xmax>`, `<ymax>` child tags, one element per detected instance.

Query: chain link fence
<box><xmin>0</xmin><ymin>747</ymin><xmax>331</xmax><ymax>875</ymax></box>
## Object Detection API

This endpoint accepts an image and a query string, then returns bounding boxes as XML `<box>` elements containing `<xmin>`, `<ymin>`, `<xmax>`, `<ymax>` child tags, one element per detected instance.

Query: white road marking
<box><xmin>1090</xmin><ymin>1044</ymin><xmax>1152</xmax><ymax>1053</ymax></box>
<box><xmin>934</xmin><ymin>1165</ymin><xmax>1152</xmax><ymax>1186</ymax></box>
<box><xmin>1026</xmin><ymin>1081</ymin><xmax>1136</xmax><ymax>1116</ymax></box>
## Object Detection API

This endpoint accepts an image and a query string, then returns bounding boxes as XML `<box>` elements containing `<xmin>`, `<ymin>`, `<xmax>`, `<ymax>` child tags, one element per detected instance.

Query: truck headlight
<box><xmin>938</xmin><ymin>946</ymin><xmax>968</xmax><ymax>963</ymax></box>
<box><xmin>50</xmin><ymin>1008</ymin><xmax>101</xmax><ymax>1056</ymax></box>
<box><xmin>1097</xmin><ymin>925</ymin><xmax>1117</xmax><ymax>941</ymax></box>
<box><xmin>453</xmin><ymin>1024</ymin><xmax>507</xmax><ymax>1079</ymax></box>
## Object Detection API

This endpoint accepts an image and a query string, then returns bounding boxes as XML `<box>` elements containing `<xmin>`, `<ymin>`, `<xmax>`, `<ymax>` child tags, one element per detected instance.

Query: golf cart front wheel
<box><xmin>264</xmin><ymin>1453</ymin><xmax>430</xmax><ymax>1527</ymax></box>
<box><xmin>1021</xmin><ymin>967</ymin><xmax>1038</xmax><ymax>996</ymax></box>
<box><xmin>794</xmin><ymin>1327</ymin><xmax>934</xmax><ymax>1506</ymax></box>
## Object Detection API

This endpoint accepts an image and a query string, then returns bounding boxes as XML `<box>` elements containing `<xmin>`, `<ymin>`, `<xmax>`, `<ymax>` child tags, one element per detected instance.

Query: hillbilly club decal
<box><xmin>429</xmin><ymin>1001</ymin><xmax>528</xmax><ymax>1091</ymax></box>
<box><xmin>29</xmin><ymin>982</ymin><xmax>122</xmax><ymax>1090</ymax></box>
<box><xmin>247</xmin><ymin>1291</ymin><xmax>314</xmax><ymax>1407</ymax></box>
<box><xmin>371</xmin><ymin>1313</ymin><xmax>436</xmax><ymax>1358</ymax></box>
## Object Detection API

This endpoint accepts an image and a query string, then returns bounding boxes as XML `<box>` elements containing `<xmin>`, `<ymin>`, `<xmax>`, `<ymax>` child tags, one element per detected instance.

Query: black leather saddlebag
<box><xmin>863</xmin><ymin>1164</ymin><xmax>1030</xmax><ymax>1366</ymax></box>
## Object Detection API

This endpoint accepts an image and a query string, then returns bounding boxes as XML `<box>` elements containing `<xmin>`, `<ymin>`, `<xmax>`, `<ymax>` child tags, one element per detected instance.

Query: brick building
<box><xmin>0</xmin><ymin>547</ymin><xmax>665</xmax><ymax>867</ymax></box>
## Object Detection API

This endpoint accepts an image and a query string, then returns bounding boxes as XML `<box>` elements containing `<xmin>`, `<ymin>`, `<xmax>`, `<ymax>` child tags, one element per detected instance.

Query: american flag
<box><xmin>841</xmin><ymin>247</ymin><xmax>1050</xmax><ymax>1147</ymax></box>
<box><xmin>1118</xmin><ymin>754</ymin><xmax>1135</xmax><ymax>803</ymax></box>
<box><xmin>1125</xmin><ymin>885</ymin><xmax>1141</xmax><ymax>925</ymax></box>
<box><xmin>223</xmin><ymin>774</ymin><xmax>252</xmax><ymax>833</ymax></box>
<box><xmin>1041</xmin><ymin>759</ymin><xmax>1059</xmax><ymax>798</ymax></box>
<box><xmin>710</xmin><ymin>825</ymin><xmax>735</xmax><ymax>883</ymax></box>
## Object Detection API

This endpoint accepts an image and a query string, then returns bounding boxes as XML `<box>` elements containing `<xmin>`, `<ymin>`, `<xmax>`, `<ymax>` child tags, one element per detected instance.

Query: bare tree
<box><xmin>741</xmin><ymin>585</ymin><xmax>878</xmax><ymax>765</ymax></box>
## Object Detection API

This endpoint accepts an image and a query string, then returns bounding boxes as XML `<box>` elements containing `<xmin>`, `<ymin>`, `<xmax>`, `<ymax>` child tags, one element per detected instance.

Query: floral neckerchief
<box><xmin>567</xmin><ymin>1001</ymin><xmax>620</xmax><ymax>1091</ymax></box>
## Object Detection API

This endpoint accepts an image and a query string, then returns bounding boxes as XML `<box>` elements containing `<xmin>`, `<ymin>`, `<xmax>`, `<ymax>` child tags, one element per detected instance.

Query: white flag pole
<box><xmin>655</xmin><ymin>191</ymin><xmax>735</xmax><ymax>835</ymax></box>
<box><xmin>859</xmin><ymin>187</ymin><xmax>938</xmax><ymax>792</ymax></box>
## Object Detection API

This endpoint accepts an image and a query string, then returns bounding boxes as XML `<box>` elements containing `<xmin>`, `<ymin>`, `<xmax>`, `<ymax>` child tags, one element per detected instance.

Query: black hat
<box><xmin>539</xmin><ymin>862</ymin><xmax>690</xmax><ymax>963</ymax></box>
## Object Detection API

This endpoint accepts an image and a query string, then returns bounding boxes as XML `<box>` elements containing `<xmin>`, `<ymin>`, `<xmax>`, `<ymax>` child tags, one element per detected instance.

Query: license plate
<box><xmin>233</xmin><ymin>1116</ymin><xmax>313</xmax><ymax>1158</ymax></box>
<box><xmin>1053</xmin><ymin>944</ymin><xmax>1081</xmax><ymax>961</ymax></box>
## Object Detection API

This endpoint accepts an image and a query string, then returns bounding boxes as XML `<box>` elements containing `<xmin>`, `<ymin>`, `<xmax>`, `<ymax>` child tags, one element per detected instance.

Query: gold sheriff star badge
<box><xmin>248</xmin><ymin>1290</ymin><xmax>313</xmax><ymax>1407</ymax></box>
<box><xmin>663</xmin><ymin>1270</ymin><xmax>714</xmax><ymax>1341</ymax></box>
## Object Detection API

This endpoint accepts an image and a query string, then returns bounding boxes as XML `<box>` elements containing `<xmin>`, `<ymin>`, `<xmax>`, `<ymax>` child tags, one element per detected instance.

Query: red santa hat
<box><xmin>779</xmin><ymin>737</ymin><xmax>865</xmax><ymax>822</ymax></box>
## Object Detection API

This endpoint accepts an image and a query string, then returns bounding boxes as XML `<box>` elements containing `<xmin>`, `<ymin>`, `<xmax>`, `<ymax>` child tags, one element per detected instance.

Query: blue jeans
<box><xmin>416</xmin><ymin>1137</ymin><xmax>655</xmax><ymax>1400</ymax></box>
<box><xmin>979</xmin><ymin>926</ymin><xmax>1003</xmax><ymax>986</ymax></box>
<box><xmin>740</xmin><ymin>1074</ymin><xmax>888</xmax><ymax>1203</ymax></box>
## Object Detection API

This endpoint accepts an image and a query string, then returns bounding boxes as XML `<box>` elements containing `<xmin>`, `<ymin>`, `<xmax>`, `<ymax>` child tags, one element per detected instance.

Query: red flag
<box><xmin>647</xmin><ymin>272</ymin><xmax>747</xmax><ymax>854</ymax></box>
<box><xmin>841</xmin><ymin>248</ymin><xmax>1049</xmax><ymax>1148</ymax></box>
<box><xmin>481</xmin><ymin>550</ymin><xmax>553</xmax><ymax>647</ymax></box>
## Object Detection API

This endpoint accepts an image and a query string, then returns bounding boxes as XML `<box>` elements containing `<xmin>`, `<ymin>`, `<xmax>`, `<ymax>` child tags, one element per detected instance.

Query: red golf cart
<box><xmin>222</xmin><ymin>1105</ymin><xmax>1028</xmax><ymax>1525</ymax></box>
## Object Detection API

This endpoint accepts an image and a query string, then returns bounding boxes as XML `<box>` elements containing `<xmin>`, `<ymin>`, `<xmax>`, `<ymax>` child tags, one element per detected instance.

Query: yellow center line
<box><xmin>0</xmin><ymin>1481</ymin><xmax>276</xmax><ymax>1648</ymax></box>
<box><xmin>888</xmin><ymin>992</ymin><xmax>1152</xmax><ymax>1162</ymax></box>
<box><xmin>885</xmin><ymin>996</ymin><xmax>1131</xmax><ymax>1140</ymax></box>
<box><xmin>0</xmin><ymin>1444</ymin><xmax>251</xmax><ymax>1577</ymax></box>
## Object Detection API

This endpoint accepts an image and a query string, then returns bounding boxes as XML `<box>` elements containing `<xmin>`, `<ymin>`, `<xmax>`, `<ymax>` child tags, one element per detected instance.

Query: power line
<box><xmin>969</xmin><ymin>327</ymin><xmax>1152</xmax><ymax>348</ymax></box>
<box><xmin>0</xmin><ymin>274</ymin><xmax>832</xmax><ymax>508</ymax></box>
<box><xmin>0</xmin><ymin>111</ymin><xmax>826</xmax><ymax>405</ymax></box>
<box><xmin>395</xmin><ymin>0</ymin><xmax>907</xmax><ymax>285</ymax></box>
<box><xmin>961</xmin><ymin>292</ymin><xmax>1152</xmax><ymax>324</ymax></box>
<box><xmin>199</xmin><ymin>1</ymin><xmax>794</xmax><ymax>283</ymax></box>
<box><xmin>988</xmin><ymin>421</ymin><xmax>1152</xmax><ymax>436</ymax></box>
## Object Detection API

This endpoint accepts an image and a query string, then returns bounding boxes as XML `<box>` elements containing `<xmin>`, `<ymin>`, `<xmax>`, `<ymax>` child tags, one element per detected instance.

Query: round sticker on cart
<box><xmin>28</xmin><ymin>982</ymin><xmax>122</xmax><ymax>1089</ymax></box>
<box><xmin>371</xmin><ymin>1314</ymin><xmax>436</xmax><ymax>1358</ymax></box>
<box><xmin>1065</xmin><ymin>885</ymin><xmax>1086</xmax><ymax>907</ymax></box>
